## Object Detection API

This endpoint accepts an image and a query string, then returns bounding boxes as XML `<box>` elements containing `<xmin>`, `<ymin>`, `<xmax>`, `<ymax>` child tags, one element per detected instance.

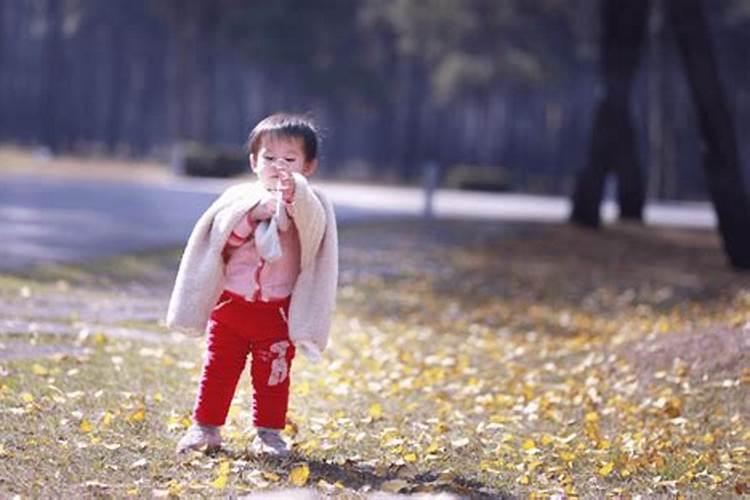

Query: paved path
<box><xmin>0</xmin><ymin>172</ymin><xmax>716</xmax><ymax>270</ymax></box>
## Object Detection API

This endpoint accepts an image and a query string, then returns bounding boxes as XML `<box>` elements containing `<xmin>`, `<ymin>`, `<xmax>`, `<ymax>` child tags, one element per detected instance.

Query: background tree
<box><xmin>666</xmin><ymin>0</ymin><xmax>750</xmax><ymax>268</ymax></box>
<box><xmin>570</xmin><ymin>0</ymin><xmax>649</xmax><ymax>226</ymax></box>
<box><xmin>0</xmin><ymin>0</ymin><xmax>747</xmax><ymax>213</ymax></box>
<box><xmin>569</xmin><ymin>0</ymin><xmax>750</xmax><ymax>268</ymax></box>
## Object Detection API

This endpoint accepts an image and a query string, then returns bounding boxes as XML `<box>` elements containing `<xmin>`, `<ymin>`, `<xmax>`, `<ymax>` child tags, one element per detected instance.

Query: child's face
<box><xmin>251</xmin><ymin>135</ymin><xmax>317</xmax><ymax>190</ymax></box>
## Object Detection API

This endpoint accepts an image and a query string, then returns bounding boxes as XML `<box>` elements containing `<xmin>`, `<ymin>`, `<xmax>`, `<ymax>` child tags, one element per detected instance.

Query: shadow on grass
<box><xmin>211</xmin><ymin>448</ymin><xmax>511</xmax><ymax>499</ymax></box>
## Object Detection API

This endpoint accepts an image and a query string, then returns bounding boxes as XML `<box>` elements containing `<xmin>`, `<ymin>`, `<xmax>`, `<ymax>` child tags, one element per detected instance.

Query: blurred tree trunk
<box><xmin>646</xmin><ymin>0</ymin><xmax>664</xmax><ymax>201</ymax></box>
<box><xmin>41</xmin><ymin>0</ymin><xmax>64</xmax><ymax>152</ymax></box>
<box><xmin>570</xmin><ymin>0</ymin><xmax>649</xmax><ymax>226</ymax></box>
<box><xmin>398</xmin><ymin>56</ymin><xmax>425</xmax><ymax>181</ymax></box>
<box><xmin>666</xmin><ymin>0</ymin><xmax>750</xmax><ymax>269</ymax></box>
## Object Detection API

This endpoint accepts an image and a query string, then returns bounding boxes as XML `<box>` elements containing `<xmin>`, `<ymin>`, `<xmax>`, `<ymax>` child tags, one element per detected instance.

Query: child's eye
<box><xmin>263</xmin><ymin>156</ymin><xmax>275</xmax><ymax>161</ymax></box>
<box><xmin>284</xmin><ymin>158</ymin><xmax>295</xmax><ymax>163</ymax></box>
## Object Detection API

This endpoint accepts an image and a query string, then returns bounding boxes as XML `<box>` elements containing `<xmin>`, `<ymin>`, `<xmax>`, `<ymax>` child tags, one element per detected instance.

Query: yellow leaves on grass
<box><xmin>127</xmin><ymin>406</ymin><xmax>146</xmax><ymax>424</ymax></box>
<box><xmin>517</xmin><ymin>474</ymin><xmax>531</xmax><ymax>486</ymax></box>
<box><xmin>368</xmin><ymin>403</ymin><xmax>383</xmax><ymax>420</ymax></box>
<box><xmin>79</xmin><ymin>419</ymin><xmax>93</xmax><ymax>434</ymax></box>
<box><xmin>207</xmin><ymin>461</ymin><xmax>313</xmax><ymax>490</ymax></box>
<box><xmin>522</xmin><ymin>438</ymin><xmax>537</xmax><ymax>452</ymax></box>
<box><xmin>211</xmin><ymin>460</ymin><xmax>231</xmax><ymax>489</ymax></box>
<box><xmin>3</xmin><ymin>222</ymin><xmax>745</xmax><ymax>498</ymax></box>
<box><xmin>289</xmin><ymin>463</ymin><xmax>310</xmax><ymax>487</ymax></box>
<box><xmin>100</xmin><ymin>411</ymin><xmax>115</xmax><ymax>428</ymax></box>
<box><xmin>598</xmin><ymin>461</ymin><xmax>615</xmax><ymax>477</ymax></box>
<box><xmin>261</xmin><ymin>471</ymin><xmax>280</xmax><ymax>482</ymax></box>
<box><xmin>166</xmin><ymin>414</ymin><xmax>191</xmax><ymax>432</ymax></box>
<box><xmin>654</xmin><ymin>394</ymin><xmax>683</xmax><ymax>419</ymax></box>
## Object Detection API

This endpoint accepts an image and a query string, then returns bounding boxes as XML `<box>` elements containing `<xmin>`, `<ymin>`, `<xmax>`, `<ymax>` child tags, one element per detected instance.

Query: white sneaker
<box><xmin>250</xmin><ymin>429</ymin><xmax>290</xmax><ymax>457</ymax></box>
<box><xmin>176</xmin><ymin>424</ymin><xmax>222</xmax><ymax>454</ymax></box>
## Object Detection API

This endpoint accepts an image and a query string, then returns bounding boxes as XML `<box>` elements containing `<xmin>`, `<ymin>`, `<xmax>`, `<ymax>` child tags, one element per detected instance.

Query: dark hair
<box><xmin>247</xmin><ymin>113</ymin><xmax>319</xmax><ymax>162</ymax></box>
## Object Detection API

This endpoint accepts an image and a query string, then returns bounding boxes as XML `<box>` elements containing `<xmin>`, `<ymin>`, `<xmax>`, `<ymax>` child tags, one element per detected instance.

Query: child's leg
<box><xmin>193</xmin><ymin>308</ymin><xmax>252</xmax><ymax>426</ymax></box>
<box><xmin>246</xmin><ymin>301</ymin><xmax>296</xmax><ymax>430</ymax></box>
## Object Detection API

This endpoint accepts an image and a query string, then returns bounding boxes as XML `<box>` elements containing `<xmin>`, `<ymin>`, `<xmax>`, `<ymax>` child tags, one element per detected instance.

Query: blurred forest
<box><xmin>0</xmin><ymin>0</ymin><xmax>749</xmax><ymax>197</ymax></box>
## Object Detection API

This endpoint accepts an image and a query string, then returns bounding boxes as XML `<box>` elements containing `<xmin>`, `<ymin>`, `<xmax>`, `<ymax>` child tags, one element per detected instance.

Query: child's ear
<box><xmin>249</xmin><ymin>153</ymin><xmax>258</xmax><ymax>173</ymax></box>
<box><xmin>302</xmin><ymin>159</ymin><xmax>318</xmax><ymax>177</ymax></box>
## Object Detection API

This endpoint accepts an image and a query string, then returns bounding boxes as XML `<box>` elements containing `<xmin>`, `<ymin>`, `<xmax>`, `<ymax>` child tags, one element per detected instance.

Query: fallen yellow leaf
<box><xmin>79</xmin><ymin>419</ymin><xmax>93</xmax><ymax>434</ymax></box>
<box><xmin>598</xmin><ymin>461</ymin><xmax>615</xmax><ymax>477</ymax></box>
<box><xmin>211</xmin><ymin>461</ymin><xmax>230</xmax><ymax>489</ymax></box>
<box><xmin>369</xmin><ymin>403</ymin><xmax>383</xmax><ymax>420</ymax></box>
<box><xmin>559</xmin><ymin>451</ymin><xmax>576</xmax><ymax>463</ymax></box>
<box><xmin>289</xmin><ymin>463</ymin><xmax>310</xmax><ymax>486</ymax></box>
<box><xmin>522</xmin><ymin>439</ymin><xmax>537</xmax><ymax>451</ymax></box>
<box><xmin>262</xmin><ymin>471</ymin><xmax>280</xmax><ymax>482</ymax></box>
<box><xmin>167</xmin><ymin>482</ymin><xmax>184</xmax><ymax>497</ymax></box>
<box><xmin>101</xmin><ymin>411</ymin><xmax>115</xmax><ymax>428</ymax></box>
<box><xmin>128</xmin><ymin>408</ymin><xmax>146</xmax><ymax>423</ymax></box>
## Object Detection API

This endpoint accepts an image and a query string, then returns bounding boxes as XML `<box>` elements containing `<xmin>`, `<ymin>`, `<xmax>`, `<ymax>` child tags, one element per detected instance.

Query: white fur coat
<box><xmin>166</xmin><ymin>174</ymin><xmax>338</xmax><ymax>362</ymax></box>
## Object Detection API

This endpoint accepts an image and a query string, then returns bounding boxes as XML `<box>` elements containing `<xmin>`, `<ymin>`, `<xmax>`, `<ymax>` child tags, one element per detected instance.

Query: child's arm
<box><xmin>222</xmin><ymin>199</ymin><xmax>275</xmax><ymax>261</ymax></box>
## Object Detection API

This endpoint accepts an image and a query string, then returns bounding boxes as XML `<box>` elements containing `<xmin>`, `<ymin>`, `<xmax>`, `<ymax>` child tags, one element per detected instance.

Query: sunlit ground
<box><xmin>0</xmin><ymin>219</ymin><xmax>748</xmax><ymax>498</ymax></box>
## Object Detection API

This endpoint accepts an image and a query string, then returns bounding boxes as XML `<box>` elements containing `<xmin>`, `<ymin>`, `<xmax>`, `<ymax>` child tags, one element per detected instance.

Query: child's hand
<box><xmin>250</xmin><ymin>198</ymin><xmax>276</xmax><ymax>221</ymax></box>
<box><xmin>278</xmin><ymin>168</ymin><xmax>295</xmax><ymax>203</ymax></box>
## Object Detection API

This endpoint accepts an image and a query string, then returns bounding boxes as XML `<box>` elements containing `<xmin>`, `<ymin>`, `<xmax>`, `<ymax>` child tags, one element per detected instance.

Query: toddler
<box><xmin>167</xmin><ymin>113</ymin><xmax>338</xmax><ymax>456</ymax></box>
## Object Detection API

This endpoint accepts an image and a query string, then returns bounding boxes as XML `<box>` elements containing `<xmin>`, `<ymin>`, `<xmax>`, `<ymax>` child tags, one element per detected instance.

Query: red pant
<box><xmin>193</xmin><ymin>291</ymin><xmax>295</xmax><ymax>429</ymax></box>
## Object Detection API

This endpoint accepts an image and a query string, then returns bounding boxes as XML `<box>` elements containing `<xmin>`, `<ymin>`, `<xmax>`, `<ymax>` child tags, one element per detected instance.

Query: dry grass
<box><xmin>0</xmin><ymin>219</ymin><xmax>748</xmax><ymax>498</ymax></box>
<box><xmin>0</xmin><ymin>145</ymin><xmax>171</xmax><ymax>182</ymax></box>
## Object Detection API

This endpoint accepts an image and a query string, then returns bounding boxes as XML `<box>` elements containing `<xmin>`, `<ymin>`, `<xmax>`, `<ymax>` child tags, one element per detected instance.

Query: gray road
<box><xmin>0</xmin><ymin>173</ymin><xmax>716</xmax><ymax>270</ymax></box>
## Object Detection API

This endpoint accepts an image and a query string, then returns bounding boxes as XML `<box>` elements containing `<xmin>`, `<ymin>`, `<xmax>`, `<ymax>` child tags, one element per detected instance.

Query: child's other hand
<box><xmin>250</xmin><ymin>199</ymin><xmax>276</xmax><ymax>221</ymax></box>
<box><xmin>278</xmin><ymin>169</ymin><xmax>295</xmax><ymax>203</ymax></box>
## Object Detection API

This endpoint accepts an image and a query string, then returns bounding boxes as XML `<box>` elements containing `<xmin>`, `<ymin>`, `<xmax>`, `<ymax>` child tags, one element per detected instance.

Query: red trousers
<box><xmin>193</xmin><ymin>291</ymin><xmax>295</xmax><ymax>429</ymax></box>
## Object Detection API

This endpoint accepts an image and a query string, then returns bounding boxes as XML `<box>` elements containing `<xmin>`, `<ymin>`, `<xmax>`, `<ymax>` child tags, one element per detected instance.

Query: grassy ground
<box><xmin>0</xmin><ymin>219</ymin><xmax>748</xmax><ymax>498</ymax></box>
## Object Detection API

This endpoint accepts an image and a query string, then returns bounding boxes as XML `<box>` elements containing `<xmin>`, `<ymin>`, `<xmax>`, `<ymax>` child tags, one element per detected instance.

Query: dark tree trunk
<box><xmin>666</xmin><ymin>0</ymin><xmax>750</xmax><ymax>269</ymax></box>
<box><xmin>399</xmin><ymin>56</ymin><xmax>425</xmax><ymax>181</ymax></box>
<box><xmin>570</xmin><ymin>0</ymin><xmax>649</xmax><ymax>226</ymax></box>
